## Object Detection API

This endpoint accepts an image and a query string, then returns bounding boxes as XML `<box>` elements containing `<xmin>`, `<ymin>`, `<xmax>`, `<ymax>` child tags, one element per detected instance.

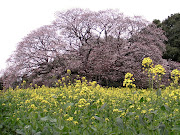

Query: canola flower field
<box><xmin>0</xmin><ymin>80</ymin><xmax>180</xmax><ymax>135</ymax></box>
<box><xmin>0</xmin><ymin>57</ymin><xmax>180</xmax><ymax>135</ymax></box>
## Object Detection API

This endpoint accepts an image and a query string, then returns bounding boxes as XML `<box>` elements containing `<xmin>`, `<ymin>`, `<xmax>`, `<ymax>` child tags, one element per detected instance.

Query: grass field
<box><xmin>0</xmin><ymin>78</ymin><xmax>180</xmax><ymax>135</ymax></box>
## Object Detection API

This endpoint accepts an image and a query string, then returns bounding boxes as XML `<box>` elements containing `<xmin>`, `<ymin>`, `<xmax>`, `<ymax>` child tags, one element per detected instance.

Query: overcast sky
<box><xmin>0</xmin><ymin>0</ymin><xmax>179</xmax><ymax>72</ymax></box>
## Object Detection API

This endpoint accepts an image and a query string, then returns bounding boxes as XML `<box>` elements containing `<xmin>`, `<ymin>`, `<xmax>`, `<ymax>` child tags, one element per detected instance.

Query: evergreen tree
<box><xmin>154</xmin><ymin>13</ymin><xmax>180</xmax><ymax>62</ymax></box>
<box><xmin>0</xmin><ymin>78</ymin><xmax>3</xmax><ymax>90</ymax></box>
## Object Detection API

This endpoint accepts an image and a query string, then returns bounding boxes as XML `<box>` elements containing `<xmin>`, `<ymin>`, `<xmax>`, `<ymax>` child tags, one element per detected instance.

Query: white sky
<box><xmin>0</xmin><ymin>0</ymin><xmax>179</xmax><ymax>72</ymax></box>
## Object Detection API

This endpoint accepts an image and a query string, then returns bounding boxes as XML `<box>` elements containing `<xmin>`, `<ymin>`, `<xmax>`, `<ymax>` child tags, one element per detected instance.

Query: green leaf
<box><xmin>83</xmin><ymin>130</ymin><xmax>89</xmax><ymax>135</ymax></box>
<box><xmin>119</xmin><ymin>108</ymin><xmax>126</xmax><ymax>111</ymax></box>
<box><xmin>116</xmin><ymin>117</ymin><xmax>124</xmax><ymax>130</ymax></box>
<box><xmin>50</xmin><ymin>118</ymin><xmax>57</xmax><ymax>123</ymax></box>
<box><xmin>139</xmin><ymin>115</ymin><xmax>146</xmax><ymax>127</ymax></box>
<box><xmin>59</xmin><ymin>126</ymin><xmax>64</xmax><ymax>130</ymax></box>
<box><xmin>151</xmin><ymin>110</ymin><xmax>158</xmax><ymax>115</ymax></box>
<box><xmin>52</xmin><ymin>95</ymin><xmax>57</xmax><ymax>98</ymax></box>
<box><xmin>100</xmin><ymin>103</ymin><xmax>106</xmax><ymax>110</ymax></box>
<box><xmin>140</xmin><ymin>97</ymin><xmax>144</xmax><ymax>103</ymax></box>
<box><xmin>127</xmin><ymin>112</ymin><xmax>135</xmax><ymax>116</ymax></box>
<box><xmin>159</xmin><ymin>123</ymin><xmax>168</xmax><ymax>135</ymax></box>
<box><xmin>94</xmin><ymin>116</ymin><xmax>101</xmax><ymax>121</ymax></box>
<box><xmin>34</xmin><ymin>132</ymin><xmax>42</xmax><ymax>135</ymax></box>
<box><xmin>54</xmin><ymin>126</ymin><xmax>64</xmax><ymax>132</ymax></box>
<box><xmin>156</xmin><ymin>89</ymin><xmax>161</xmax><ymax>96</ymax></box>
<box><xmin>42</xmin><ymin>126</ymin><xmax>51</xmax><ymax>135</ymax></box>
<box><xmin>62</xmin><ymin>126</ymin><xmax>69</xmax><ymax>132</ymax></box>
<box><xmin>64</xmin><ymin>103</ymin><xmax>74</xmax><ymax>109</ymax></box>
<box><xmin>16</xmin><ymin>129</ymin><xmax>25</xmax><ymax>135</ymax></box>
<box><xmin>91</xmin><ymin>126</ymin><xmax>97</xmax><ymax>132</ymax></box>
<box><xmin>34</xmin><ymin>112</ymin><xmax>38</xmax><ymax>119</ymax></box>
<box><xmin>160</xmin><ymin>105</ymin><xmax>166</xmax><ymax>111</ymax></box>
<box><xmin>40</xmin><ymin>116</ymin><xmax>49</xmax><ymax>121</ymax></box>
<box><xmin>0</xmin><ymin>124</ymin><xmax>3</xmax><ymax>129</ymax></box>
<box><xmin>160</xmin><ymin>105</ymin><xmax>170</xmax><ymax>111</ymax></box>
<box><xmin>164</xmin><ymin>105</ymin><xmax>170</xmax><ymax>111</ymax></box>
<box><xmin>32</xmin><ymin>130</ymin><xmax>36</xmax><ymax>134</ymax></box>
<box><xmin>172</xmin><ymin>125</ymin><xmax>180</xmax><ymax>131</ymax></box>
<box><xmin>24</xmin><ymin>125</ymin><xmax>31</xmax><ymax>129</ymax></box>
<box><xmin>159</xmin><ymin>123</ymin><xmax>165</xmax><ymax>129</ymax></box>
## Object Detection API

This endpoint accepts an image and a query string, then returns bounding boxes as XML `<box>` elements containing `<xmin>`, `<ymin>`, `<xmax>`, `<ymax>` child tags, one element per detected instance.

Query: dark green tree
<box><xmin>0</xmin><ymin>78</ymin><xmax>3</xmax><ymax>90</ymax></box>
<box><xmin>154</xmin><ymin>13</ymin><xmax>180</xmax><ymax>62</ymax></box>
<box><xmin>153</xmin><ymin>19</ymin><xmax>162</xmax><ymax>28</ymax></box>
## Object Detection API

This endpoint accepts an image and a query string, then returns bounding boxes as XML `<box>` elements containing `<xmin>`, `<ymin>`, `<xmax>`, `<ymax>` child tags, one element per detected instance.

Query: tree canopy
<box><xmin>153</xmin><ymin>13</ymin><xmax>180</xmax><ymax>62</ymax></box>
<box><xmin>2</xmin><ymin>9</ymin><xmax>180</xmax><ymax>89</ymax></box>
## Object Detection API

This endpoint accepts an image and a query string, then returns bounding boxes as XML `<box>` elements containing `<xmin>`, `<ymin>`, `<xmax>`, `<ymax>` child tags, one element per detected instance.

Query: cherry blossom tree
<box><xmin>3</xmin><ymin>25</ymin><xmax>66</xmax><ymax>88</ymax></box>
<box><xmin>2</xmin><ymin>8</ymin><xmax>180</xmax><ymax>89</ymax></box>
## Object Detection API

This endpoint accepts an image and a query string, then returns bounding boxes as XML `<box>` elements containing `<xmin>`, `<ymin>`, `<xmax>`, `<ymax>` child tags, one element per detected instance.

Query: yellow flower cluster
<box><xmin>113</xmin><ymin>109</ymin><xmax>122</xmax><ymax>113</ymax></box>
<box><xmin>90</xmin><ymin>81</ymin><xmax>97</xmax><ymax>87</ymax></box>
<box><xmin>142</xmin><ymin>57</ymin><xmax>153</xmax><ymax>70</ymax></box>
<box><xmin>171</xmin><ymin>69</ymin><xmax>180</xmax><ymax>86</ymax></box>
<box><xmin>66</xmin><ymin>117</ymin><xmax>73</xmax><ymax>121</ymax></box>
<box><xmin>77</xmin><ymin>98</ymin><xmax>90</xmax><ymax>108</ymax></box>
<box><xmin>62</xmin><ymin>77</ymin><xmax>65</xmax><ymax>82</ymax></box>
<box><xmin>171</xmin><ymin>69</ymin><xmax>180</xmax><ymax>77</ymax></box>
<box><xmin>142</xmin><ymin>57</ymin><xmax>166</xmax><ymax>89</ymax></box>
<box><xmin>123</xmin><ymin>73</ymin><xmax>136</xmax><ymax>88</ymax></box>
<box><xmin>142</xmin><ymin>57</ymin><xmax>166</xmax><ymax>77</ymax></box>
<box><xmin>105</xmin><ymin>118</ymin><xmax>109</xmax><ymax>122</ymax></box>
<box><xmin>67</xmin><ymin>69</ymin><xmax>71</xmax><ymax>75</ymax></box>
<box><xmin>141</xmin><ymin>110</ymin><xmax>147</xmax><ymax>114</ymax></box>
<box><xmin>73</xmin><ymin>121</ymin><xmax>78</xmax><ymax>125</ymax></box>
<box><xmin>151</xmin><ymin>64</ymin><xmax>166</xmax><ymax>76</ymax></box>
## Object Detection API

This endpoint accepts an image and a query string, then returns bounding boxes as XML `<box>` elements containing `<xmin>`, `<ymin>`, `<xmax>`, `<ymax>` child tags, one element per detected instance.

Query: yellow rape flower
<box><xmin>120</xmin><ymin>112</ymin><xmax>126</xmax><ymax>117</ymax></box>
<box><xmin>105</xmin><ymin>118</ymin><xmax>109</xmax><ymax>122</ymax></box>
<box><xmin>66</xmin><ymin>106</ymin><xmax>71</xmax><ymax>110</ymax></box>
<box><xmin>141</xmin><ymin>110</ymin><xmax>147</xmax><ymax>114</ymax></box>
<box><xmin>78</xmin><ymin>98</ymin><xmax>89</xmax><ymax>108</ymax></box>
<box><xmin>142</xmin><ymin>57</ymin><xmax>153</xmax><ymax>69</ymax></box>
<box><xmin>148</xmin><ymin>108</ymin><xmax>154</xmax><ymax>112</ymax></box>
<box><xmin>135</xmin><ymin>115</ymin><xmax>139</xmax><ymax>119</ymax></box>
<box><xmin>43</xmin><ymin>109</ymin><xmax>48</xmax><ymax>113</ymax></box>
<box><xmin>171</xmin><ymin>69</ymin><xmax>180</xmax><ymax>87</ymax></box>
<box><xmin>123</xmin><ymin>73</ymin><xmax>136</xmax><ymax>88</ymax></box>
<box><xmin>59</xmin><ymin>109</ymin><xmax>63</xmax><ymax>113</ymax></box>
<box><xmin>73</xmin><ymin>121</ymin><xmax>78</xmax><ymax>125</ymax></box>
<box><xmin>30</xmin><ymin>104</ymin><xmax>36</xmax><ymax>110</ymax></box>
<box><xmin>147</xmin><ymin>64</ymin><xmax>166</xmax><ymax>89</ymax></box>
<box><xmin>147</xmin><ymin>97</ymin><xmax>151</xmax><ymax>102</ymax></box>
<box><xmin>62</xmin><ymin>77</ymin><xmax>65</xmax><ymax>82</ymax></box>
<box><xmin>67</xmin><ymin>69</ymin><xmax>71</xmax><ymax>75</ymax></box>
<box><xmin>74</xmin><ymin>110</ymin><xmax>77</xmax><ymax>114</ymax></box>
<box><xmin>151</xmin><ymin>64</ymin><xmax>166</xmax><ymax>76</ymax></box>
<box><xmin>66</xmin><ymin>117</ymin><xmax>73</xmax><ymax>121</ymax></box>
<box><xmin>174</xmin><ymin>108</ymin><xmax>179</xmax><ymax>113</ymax></box>
<box><xmin>113</xmin><ymin>109</ymin><xmax>119</xmax><ymax>112</ymax></box>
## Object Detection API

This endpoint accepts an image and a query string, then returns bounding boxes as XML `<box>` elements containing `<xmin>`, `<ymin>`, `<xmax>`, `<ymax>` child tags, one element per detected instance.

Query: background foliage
<box><xmin>153</xmin><ymin>13</ymin><xmax>180</xmax><ymax>62</ymax></box>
